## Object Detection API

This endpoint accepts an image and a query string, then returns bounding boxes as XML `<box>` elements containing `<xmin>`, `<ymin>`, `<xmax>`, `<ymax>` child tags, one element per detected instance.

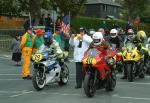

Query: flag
<box><xmin>61</xmin><ymin>15</ymin><xmax>70</xmax><ymax>34</ymax></box>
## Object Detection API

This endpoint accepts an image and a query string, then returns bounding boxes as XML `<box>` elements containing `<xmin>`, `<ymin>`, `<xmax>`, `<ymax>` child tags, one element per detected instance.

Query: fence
<box><xmin>0</xmin><ymin>29</ymin><xmax>24</xmax><ymax>49</ymax></box>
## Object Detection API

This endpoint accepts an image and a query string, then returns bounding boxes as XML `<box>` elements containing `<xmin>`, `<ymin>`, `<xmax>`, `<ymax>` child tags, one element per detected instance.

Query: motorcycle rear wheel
<box><xmin>83</xmin><ymin>73</ymin><xmax>96</xmax><ymax>98</ymax></box>
<box><xmin>32</xmin><ymin>69</ymin><xmax>46</xmax><ymax>91</ymax></box>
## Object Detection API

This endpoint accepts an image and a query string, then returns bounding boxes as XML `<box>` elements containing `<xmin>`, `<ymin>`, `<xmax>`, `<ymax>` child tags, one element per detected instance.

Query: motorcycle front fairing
<box><xmin>82</xmin><ymin>48</ymin><xmax>110</xmax><ymax>80</ymax></box>
<box><xmin>33</xmin><ymin>45</ymin><xmax>60</xmax><ymax>72</ymax></box>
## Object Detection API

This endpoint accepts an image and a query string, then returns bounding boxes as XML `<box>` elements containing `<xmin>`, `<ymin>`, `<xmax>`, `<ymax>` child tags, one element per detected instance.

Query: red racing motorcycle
<box><xmin>82</xmin><ymin>47</ymin><xmax>116</xmax><ymax>97</ymax></box>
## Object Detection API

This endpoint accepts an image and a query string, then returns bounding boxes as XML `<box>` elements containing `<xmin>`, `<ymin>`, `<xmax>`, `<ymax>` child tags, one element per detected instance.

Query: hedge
<box><xmin>71</xmin><ymin>16</ymin><xmax>148</xmax><ymax>33</ymax></box>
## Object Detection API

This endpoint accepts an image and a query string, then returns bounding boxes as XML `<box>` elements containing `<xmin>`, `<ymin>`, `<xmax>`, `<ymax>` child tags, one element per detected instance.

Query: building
<box><xmin>84</xmin><ymin>0</ymin><xmax>121</xmax><ymax>18</ymax></box>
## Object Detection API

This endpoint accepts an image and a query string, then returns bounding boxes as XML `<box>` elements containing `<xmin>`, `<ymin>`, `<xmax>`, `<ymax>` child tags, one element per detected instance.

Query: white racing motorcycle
<box><xmin>31</xmin><ymin>45</ymin><xmax>69</xmax><ymax>91</ymax></box>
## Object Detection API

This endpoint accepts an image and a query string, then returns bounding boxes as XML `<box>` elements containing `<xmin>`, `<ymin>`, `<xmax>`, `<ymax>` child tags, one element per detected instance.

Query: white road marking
<box><xmin>118</xmin><ymin>81</ymin><xmax>150</xmax><ymax>85</ymax></box>
<box><xmin>10</xmin><ymin>90</ymin><xmax>33</xmax><ymax>98</ymax></box>
<box><xmin>0</xmin><ymin>79</ymin><xmax>23</xmax><ymax>81</ymax></box>
<box><xmin>0</xmin><ymin>57</ymin><xmax>10</xmax><ymax>60</ymax></box>
<box><xmin>113</xmin><ymin>94</ymin><xmax>150</xmax><ymax>101</ymax></box>
<box><xmin>0</xmin><ymin>90</ymin><xmax>21</xmax><ymax>94</ymax></box>
<box><xmin>3</xmin><ymin>55</ymin><xmax>11</xmax><ymax>58</ymax></box>
<box><xmin>0</xmin><ymin>74</ymin><xmax>21</xmax><ymax>75</ymax></box>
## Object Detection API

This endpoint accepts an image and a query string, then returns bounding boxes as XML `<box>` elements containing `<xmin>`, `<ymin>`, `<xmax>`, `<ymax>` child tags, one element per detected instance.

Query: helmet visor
<box><xmin>111</xmin><ymin>33</ymin><xmax>117</xmax><ymax>37</ymax></box>
<box><xmin>93</xmin><ymin>39</ymin><xmax>101</xmax><ymax>44</ymax></box>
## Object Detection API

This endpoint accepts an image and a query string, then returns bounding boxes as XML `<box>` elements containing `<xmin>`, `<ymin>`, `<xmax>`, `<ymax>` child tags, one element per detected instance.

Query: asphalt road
<box><xmin>0</xmin><ymin>55</ymin><xmax>150</xmax><ymax>103</ymax></box>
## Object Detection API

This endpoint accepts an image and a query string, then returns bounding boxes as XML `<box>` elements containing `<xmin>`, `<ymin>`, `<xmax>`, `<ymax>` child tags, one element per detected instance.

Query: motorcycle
<box><xmin>118</xmin><ymin>42</ymin><xmax>145</xmax><ymax>82</ymax></box>
<box><xmin>31</xmin><ymin>46</ymin><xmax>69</xmax><ymax>91</ymax></box>
<box><xmin>145</xmin><ymin>40</ymin><xmax>150</xmax><ymax>75</ymax></box>
<box><xmin>111</xmin><ymin>44</ymin><xmax>123</xmax><ymax>73</ymax></box>
<box><xmin>82</xmin><ymin>47</ymin><xmax>116</xmax><ymax>97</ymax></box>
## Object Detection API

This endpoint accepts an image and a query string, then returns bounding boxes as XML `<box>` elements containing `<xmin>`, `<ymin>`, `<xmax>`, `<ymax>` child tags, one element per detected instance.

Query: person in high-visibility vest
<box><xmin>20</xmin><ymin>28</ymin><xmax>34</xmax><ymax>79</ymax></box>
<box><xmin>32</xmin><ymin>29</ymin><xmax>44</xmax><ymax>53</ymax></box>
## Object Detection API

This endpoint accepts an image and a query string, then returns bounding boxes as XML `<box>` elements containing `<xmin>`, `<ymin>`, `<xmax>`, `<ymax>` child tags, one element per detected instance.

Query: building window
<box><xmin>114</xmin><ymin>7</ymin><xmax>117</xmax><ymax>13</ymax></box>
<box><xmin>103</xmin><ymin>5</ymin><xmax>107</xmax><ymax>12</ymax></box>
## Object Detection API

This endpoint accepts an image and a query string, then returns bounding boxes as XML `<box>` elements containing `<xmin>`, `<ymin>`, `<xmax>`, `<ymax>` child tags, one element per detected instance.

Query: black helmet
<box><xmin>79</xmin><ymin>27</ymin><xmax>85</xmax><ymax>32</ymax></box>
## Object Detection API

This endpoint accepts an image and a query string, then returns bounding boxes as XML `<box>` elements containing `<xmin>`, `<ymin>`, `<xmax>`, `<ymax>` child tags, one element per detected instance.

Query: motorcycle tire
<box><xmin>58</xmin><ymin>64</ymin><xmax>69</xmax><ymax>86</ymax></box>
<box><xmin>139</xmin><ymin>63</ymin><xmax>145</xmax><ymax>78</ymax></box>
<box><xmin>127</xmin><ymin>64</ymin><xmax>134</xmax><ymax>82</ymax></box>
<box><xmin>146</xmin><ymin>61</ymin><xmax>150</xmax><ymax>75</ymax></box>
<box><xmin>83</xmin><ymin>73</ymin><xmax>96</xmax><ymax>98</ymax></box>
<box><xmin>32</xmin><ymin>69</ymin><xmax>46</xmax><ymax>91</ymax></box>
<box><xmin>105</xmin><ymin>72</ymin><xmax>116</xmax><ymax>91</ymax></box>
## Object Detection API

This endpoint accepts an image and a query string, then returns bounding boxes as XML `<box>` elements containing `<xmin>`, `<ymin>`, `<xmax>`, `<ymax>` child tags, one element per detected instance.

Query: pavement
<box><xmin>0</xmin><ymin>51</ymin><xmax>150</xmax><ymax>103</ymax></box>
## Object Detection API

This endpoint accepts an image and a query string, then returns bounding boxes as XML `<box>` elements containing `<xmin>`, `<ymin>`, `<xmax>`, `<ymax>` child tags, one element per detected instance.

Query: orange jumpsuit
<box><xmin>20</xmin><ymin>33</ymin><xmax>33</xmax><ymax>77</ymax></box>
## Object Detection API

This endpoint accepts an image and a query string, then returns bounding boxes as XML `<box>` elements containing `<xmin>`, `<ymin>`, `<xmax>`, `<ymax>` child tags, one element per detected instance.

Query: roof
<box><xmin>85</xmin><ymin>0</ymin><xmax>121</xmax><ymax>7</ymax></box>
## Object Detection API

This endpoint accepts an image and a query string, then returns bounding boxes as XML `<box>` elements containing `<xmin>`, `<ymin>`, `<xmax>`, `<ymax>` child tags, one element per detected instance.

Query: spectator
<box><xmin>39</xmin><ymin>14</ymin><xmax>46</xmax><ymax>26</ymax></box>
<box><xmin>53</xmin><ymin>29</ymin><xmax>62</xmax><ymax>47</ymax></box>
<box><xmin>55</xmin><ymin>16</ymin><xmax>62</xmax><ymax>29</ymax></box>
<box><xmin>32</xmin><ymin>29</ymin><xmax>44</xmax><ymax>53</ymax></box>
<box><xmin>10</xmin><ymin>34</ymin><xmax>22</xmax><ymax>66</ymax></box>
<box><xmin>24</xmin><ymin>19</ymin><xmax>35</xmax><ymax>32</ymax></box>
<box><xmin>46</xmin><ymin>14</ymin><xmax>53</xmax><ymax>30</ymax></box>
<box><xmin>69</xmin><ymin>27</ymin><xmax>93</xmax><ymax>89</ymax></box>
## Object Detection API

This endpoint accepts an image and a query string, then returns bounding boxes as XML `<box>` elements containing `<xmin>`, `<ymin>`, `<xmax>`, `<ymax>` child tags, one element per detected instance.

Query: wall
<box><xmin>0</xmin><ymin>16</ymin><xmax>26</xmax><ymax>29</ymax></box>
<box><xmin>84</xmin><ymin>4</ymin><xmax>101</xmax><ymax>18</ymax></box>
<box><xmin>84</xmin><ymin>4</ymin><xmax>119</xmax><ymax>18</ymax></box>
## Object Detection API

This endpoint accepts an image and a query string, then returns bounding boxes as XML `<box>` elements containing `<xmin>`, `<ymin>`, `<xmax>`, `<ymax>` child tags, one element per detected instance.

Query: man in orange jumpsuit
<box><xmin>20</xmin><ymin>28</ymin><xmax>34</xmax><ymax>79</ymax></box>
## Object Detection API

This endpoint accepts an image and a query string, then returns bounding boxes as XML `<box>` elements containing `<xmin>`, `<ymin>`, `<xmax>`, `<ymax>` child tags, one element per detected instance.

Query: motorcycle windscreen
<box><xmin>126</xmin><ymin>43</ymin><xmax>135</xmax><ymax>52</ymax></box>
<box><xmin>88</xmin><ymin>49</ymin><xmax>98</xmax><ymax>57</ymax></box>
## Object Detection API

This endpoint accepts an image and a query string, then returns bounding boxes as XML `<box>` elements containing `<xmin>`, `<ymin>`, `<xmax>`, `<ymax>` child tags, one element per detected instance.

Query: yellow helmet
<box><xmin>136</xmin><ymin>30</ymin><xmax>147</xmax><ymax>42</ymax></box>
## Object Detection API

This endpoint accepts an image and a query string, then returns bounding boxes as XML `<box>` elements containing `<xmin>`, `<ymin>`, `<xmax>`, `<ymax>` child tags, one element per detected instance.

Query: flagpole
<box><xmin>69</xmin><ymin>11</ymin><xmax>70</xmax><ymax>33</ymax></box>
<box><xmin>53</xmin><ymin>10</ymin><xmax>55</xmax><ymax>33</ymax></box>
<box><xmin>29</xmin><ymin>12</ymin><xmax>32</xmax><ymax>28</ymax></box>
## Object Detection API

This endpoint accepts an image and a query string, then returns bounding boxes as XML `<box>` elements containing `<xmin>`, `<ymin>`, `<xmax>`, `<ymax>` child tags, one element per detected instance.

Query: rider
<box><xmin>134</xmin><ymin>30</ymin><xmax>148</xmax><ymax>66</ymax></box>
<box><xmin>123</xmin><ymin>29</ymin><xmax>135</xmax><ymax>46</ymax></box>
<box><xmin>37</xmin><ymin>30</ymin><xmax>63</xmax><ymax>60</ymax></box>
<box><xmin>90</xmin><ymin>32</ymin><xmax>116</xmax><ymax>70</ymax></box>
<box><xmin>89</xmin><ymin>29</ymin><xmax>95</xmax><ymax>37</ymax></box>
<box><xmin>109</xmin><ymin>28</ymin><xmax>121</xmax><ymax>49</ymax></box>
<box><xmin>121</xmin><ymin>30</ymin><xmax>148</xmax><ymax>79</ymax></box>
<box><xmin>121</xmin><ymin>29</ymin><xmax>135</xmax><ymax>79</ymax></box>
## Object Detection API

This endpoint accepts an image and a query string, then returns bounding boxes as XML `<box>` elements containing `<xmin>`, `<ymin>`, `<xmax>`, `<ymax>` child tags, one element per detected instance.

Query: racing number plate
<box><xmin>86</xmin><ymin>56</ymin><xmax>94</xmax><ymax>64</ymax></box>
<box><xmin>32</xmin><ymin>54</ymin><xmax>43</xmax><ymax>62</ymax></box>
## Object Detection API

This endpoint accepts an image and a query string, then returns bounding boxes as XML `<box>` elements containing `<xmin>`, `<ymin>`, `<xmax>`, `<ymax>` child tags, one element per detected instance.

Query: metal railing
<box><xmin>0</xmin><ymin>29</ymin><xmax>24</xmax><ymax>49</ymax></box>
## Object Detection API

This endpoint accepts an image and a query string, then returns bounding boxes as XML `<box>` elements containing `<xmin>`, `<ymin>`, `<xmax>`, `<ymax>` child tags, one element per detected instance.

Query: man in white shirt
<box><xmin>69</xmin><ymin>27</ymin><xmax>93</xmax><ymax>89</ymax></box>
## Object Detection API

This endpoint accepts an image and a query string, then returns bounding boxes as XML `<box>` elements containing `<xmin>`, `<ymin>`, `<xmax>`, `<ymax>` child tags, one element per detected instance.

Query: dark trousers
<box><xmin>76</xmin><ymin>62</ymin><xmax>84</xmax><ymax>87</ymax></box>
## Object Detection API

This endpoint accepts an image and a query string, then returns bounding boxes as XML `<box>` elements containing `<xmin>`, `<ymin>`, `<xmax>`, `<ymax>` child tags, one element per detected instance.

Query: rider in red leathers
<box><xmin>89</xmin><ymin>32</ymin><xmax>116</xmax><ymax>70</ymax></box>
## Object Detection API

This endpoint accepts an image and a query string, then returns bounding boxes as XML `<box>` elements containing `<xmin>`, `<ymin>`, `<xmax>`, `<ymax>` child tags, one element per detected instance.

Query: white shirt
<box><xmin>69</xmin><ymin>34</ymin><xmax>93</xmax><ymax>62</ymax></box>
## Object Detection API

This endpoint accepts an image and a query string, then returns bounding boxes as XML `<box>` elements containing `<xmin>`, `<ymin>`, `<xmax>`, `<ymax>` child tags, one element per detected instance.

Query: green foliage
<box><xmin>116</xmin><ymin>0</ymin><xmax>150</xmax><ymax>20</ymax></box>
<box><xmin>71</xmin><ymin>16</ymin><xmax>148</xmax><ymax>33</ymax></box>
<box><xmin>0</xmin><ymin>0</ymin><xmax>86</xmax><ymax>18</ymax></box>
<box><xmin>71</xmin><ymin>16</ymin><xmax>126</xmax><ymax>32</ymax></box>
<box><xmin>0</xmin><ymin>0</ymin><xmax>20</xmax><ymax>16</ymax></box>
<box><xmin>50</xmin><ymin>0</ymin><xmax>86</xmax><ymax>16</ymax></box>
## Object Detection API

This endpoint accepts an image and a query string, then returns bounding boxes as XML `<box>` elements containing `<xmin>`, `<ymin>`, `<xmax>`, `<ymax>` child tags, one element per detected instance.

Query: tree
<box><xmin>52</xmin><ymin>0</ymin><xmax>87</xmax><ymax>16</ymax></box>
<box><xmin>0</xmin><ymin>0</ymin><xmax>20</xmax><ymax>16</ymax></box>
<box><xmin>117</xmin><ymin>0</ymin><xmax>150</xmax><ymax>20</ymax></box>
<box><xmin>0</xmin><ymin>0</ymin><xmax>86</xmax><ymax>18</ymax></box>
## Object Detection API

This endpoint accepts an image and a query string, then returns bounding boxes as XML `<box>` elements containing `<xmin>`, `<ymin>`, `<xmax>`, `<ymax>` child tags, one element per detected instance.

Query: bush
<box><xmin>71</xmin><ymin>16</ymin><xmax>148</xmax><ymax>33</ymax></box>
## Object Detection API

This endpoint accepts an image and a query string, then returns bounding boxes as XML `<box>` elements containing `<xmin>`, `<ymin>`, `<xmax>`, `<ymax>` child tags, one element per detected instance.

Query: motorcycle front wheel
<box><xmin>105</xmin><ymin>71</ymin><xmax>116</xmax><ymax>91</ymax></box>
<box><xmin>58</xmin><ymin>64</ymin><xmax>69</xmax><ymax>86</ymax></box>
<box><xmin>127</xmin><ymin>64</ymin><xmax>134</xmax><ymax>82</ymax></box>
<box><xmin>32</xmin><ymin>69</ymin><xmax>46</xmax><ymax>91</ymax></box>
<box><xmin>83</xmin><ymin>73</ymin><xmax>96</xmax><ymax>98</ymax></box>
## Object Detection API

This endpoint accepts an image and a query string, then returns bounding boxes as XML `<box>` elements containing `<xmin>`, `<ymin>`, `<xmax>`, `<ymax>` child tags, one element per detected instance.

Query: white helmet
<box><xmin>110</xmin><ymin>29</ymin><xmax>118</xmax><ymax>38</ymax></box>
<box><xmin>92</xmin><ymin>32</ymin><xmax>104</xmax><ymax>46</ymax></box>
<box><xmin>89</xmin><ymin>30</ymin><xmax>95</xmax><ymax>36</ymax></box>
